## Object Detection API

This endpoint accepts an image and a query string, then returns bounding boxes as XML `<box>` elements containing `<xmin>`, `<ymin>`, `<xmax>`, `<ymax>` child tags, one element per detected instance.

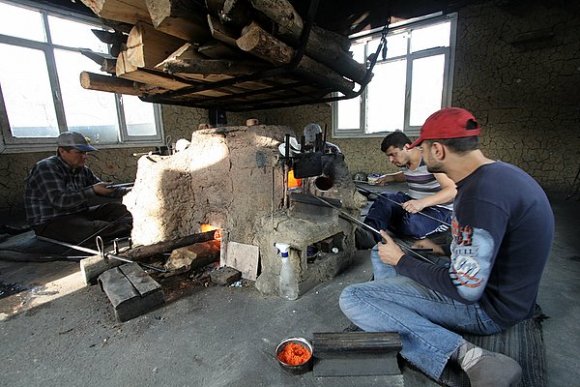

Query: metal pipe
<box><xmin>312</xmin><ymin>196</ymin><xmax>434</xmax><ymax>264</ymax></box>
<box><xmin>37</xmin><ymin>236</ymin><xmax>167</xmax><ymax>273</ymax></box>
<box><xmin>355</xmin><ymin>183</ymin><xmax>452</xmax><ymax>227</ymax></box>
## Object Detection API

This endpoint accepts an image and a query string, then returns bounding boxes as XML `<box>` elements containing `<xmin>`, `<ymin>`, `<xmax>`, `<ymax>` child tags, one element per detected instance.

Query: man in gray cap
<box><xmin>24</xmin><ymin>131</ymin><xmax>132</xmax><ymax>246</ymax></box>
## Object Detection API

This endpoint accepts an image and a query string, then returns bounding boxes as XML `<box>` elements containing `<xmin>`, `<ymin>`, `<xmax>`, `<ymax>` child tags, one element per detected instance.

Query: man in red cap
<box><xmin>24</xmin><ymin>132</ymin><xmax>132</xmax><ymax>247</ymax></box>
<box><xmin>340</xmin><ymin>107</ymin><xmax>554</xmax><ymax>386</ymax></box>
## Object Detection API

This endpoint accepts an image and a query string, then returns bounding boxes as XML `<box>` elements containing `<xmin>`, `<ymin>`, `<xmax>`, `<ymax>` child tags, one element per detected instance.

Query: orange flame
<box><xmin>288</xmin><ymin>169</ymin><xmax>302</xmax><ymax>189</ymax></box>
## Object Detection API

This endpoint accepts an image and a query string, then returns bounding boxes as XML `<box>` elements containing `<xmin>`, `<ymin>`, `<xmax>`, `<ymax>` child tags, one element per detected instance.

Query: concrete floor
<box><xmin>0</xmin><ymin>192</ymin><xmax>578</xmax><ymax>387</ymax></box>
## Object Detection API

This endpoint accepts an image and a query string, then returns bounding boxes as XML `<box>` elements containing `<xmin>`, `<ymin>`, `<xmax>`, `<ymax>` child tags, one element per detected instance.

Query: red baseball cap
<box><xmin>409</xmin><ymin>107</ymin><xmax>481</xmax><ymax>149</ymax></box>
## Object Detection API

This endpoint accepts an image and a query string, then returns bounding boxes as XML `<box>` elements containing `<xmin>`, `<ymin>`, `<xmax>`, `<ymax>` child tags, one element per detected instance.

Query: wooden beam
<box><xmin>122</xmin><ymin>230</ymin><xmax>218</xmax><ymax>261</ymax></box>
<box><xmin>145</xmin><ymin>0</ymin><xmax>210</xmax><ymax>42</ymax></box>
<box><xmin>236</xmin><ymin>22</ymin><xmax>354</xmax><ymax>95</ymax></box>
<box><xmin>248</xmin><ymin>0</ymin><xmax>367</xmax><ymax>84</ymax></box>
<box><xmin>160</xmin><ymin>43</ymin><xmax>265</xmax><ymax>76</ymax></box>
<box><xmin>80</xmin><ymin>71</ymin><xmax>143</xmax><ymax>95</ymax></box>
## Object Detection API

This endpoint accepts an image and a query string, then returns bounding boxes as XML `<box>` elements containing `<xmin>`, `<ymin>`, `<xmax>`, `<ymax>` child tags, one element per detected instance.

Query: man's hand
<box><xmin>378</xmin><ymin>230</ymin><xmax>405</xmax><ymax>266</ymax></box>
<box><xmin>402</xmin><ymin>199</ymin><xmax>427</xmax><ymax>213</ymax></box>
<box><xmin>375</xmin><ymin>174</ymin><xmax>390</xmax><ymax>186</ymax></box>
<box><xmin>92</xmin><ymin>182</ymin><xmax>115</xmax><ymax>196</ymax></box>
<box><xmin>411</xmin><ymin>239</ymin><xmax>446</xmax><ymax>255</ymax></box>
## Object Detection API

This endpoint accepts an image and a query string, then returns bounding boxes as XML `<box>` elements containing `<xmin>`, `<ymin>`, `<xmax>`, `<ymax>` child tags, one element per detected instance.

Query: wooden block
<box><xmin>80</xmin><ymin>254</ymin><xmax>123</xmax><ymax>285</ymax></box>
<box><xmin>209</xmin><ymin>266</ymin><xmax>242</xmax><ymax>286</ymax></box>
<box><xmin>98</xmin><ymin>263</ymin><xmax>164</xmax><ymax>322</ymax></box>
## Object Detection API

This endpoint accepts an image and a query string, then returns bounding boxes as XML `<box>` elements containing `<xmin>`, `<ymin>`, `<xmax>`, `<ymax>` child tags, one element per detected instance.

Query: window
<box><xmin>333</xmin><ymin>13</ymin><xmax>456</xmax><ymax>138</ymax></box>
<box><xmin>0</xmin><ymin>1</ymin><xmax>163</xmax><ymax>152</ymax></box>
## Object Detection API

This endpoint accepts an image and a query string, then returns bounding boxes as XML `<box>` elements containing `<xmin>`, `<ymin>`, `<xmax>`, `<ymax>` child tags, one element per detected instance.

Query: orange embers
<box><xmin>200</xmin><ymin>224</ymin><xmax>222</xmax><ymax>240</ymax></box>
<box><xmin>287</xmin><ymin>169</ymin><xmax>302</xmax><ymax>189</ymax></box>
<box><xmin>277</xmin><ymin>342</ymin><xmax>312</xmax><ymax>366</ymax></box>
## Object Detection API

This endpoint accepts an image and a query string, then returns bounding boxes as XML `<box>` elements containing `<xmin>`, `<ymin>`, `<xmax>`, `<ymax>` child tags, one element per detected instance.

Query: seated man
<box><xmin>24</xmin><ymin>131</ymin><xmax>132</xmax><ymax>246</ymax></box>
<box><xmin>364</xmin><ymin>131</ymin><xmax>456</xmax><ymax>242</ymax></box>
<box><xmin>340</xmin><ymin>107</ymin><xmax>554</xmax><ymax>387</ymax></box>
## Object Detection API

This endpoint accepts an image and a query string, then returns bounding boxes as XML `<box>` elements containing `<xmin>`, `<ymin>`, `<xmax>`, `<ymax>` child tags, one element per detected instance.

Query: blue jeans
<box><xmin>339</xmin><ymin>247</ymin><xmax>503</xmax><ymax>380</ymax></box>
<box><xmin>364</xmin><ymin>192</ymin><xmax>451</xmax><ymax>241</ymax></box>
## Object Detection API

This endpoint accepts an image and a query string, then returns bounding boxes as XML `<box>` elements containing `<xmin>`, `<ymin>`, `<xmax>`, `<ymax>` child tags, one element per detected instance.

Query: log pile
<box><xmin>78</xmin><ymin>0</ymin><xmax>371</xmax><ymax>111</ymax></box>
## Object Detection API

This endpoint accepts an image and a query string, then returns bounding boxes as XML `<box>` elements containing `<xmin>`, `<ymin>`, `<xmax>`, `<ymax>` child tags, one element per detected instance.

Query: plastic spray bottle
<box><xmin>275</xmin><ymin>243</ymin><xmax>298</xmax><ymax>300</ymax></box>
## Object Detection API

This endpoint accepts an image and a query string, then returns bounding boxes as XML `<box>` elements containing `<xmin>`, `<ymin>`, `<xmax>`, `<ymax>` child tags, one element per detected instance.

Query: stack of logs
<box><xmin>78</xmin><ymin>0</ymin><xmax>370</xmax><ymax>111</ymax></box>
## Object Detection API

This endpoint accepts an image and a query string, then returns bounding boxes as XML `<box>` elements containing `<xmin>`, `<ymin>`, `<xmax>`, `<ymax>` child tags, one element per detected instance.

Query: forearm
<box><xmin>418</xmin><ymin>187</ymin><xmax>455</xmax><ymax>208</ymax></box>
<box><xmin>395</xmin><ymin>254</ymin><xmax>471</xmax><ymax>303</ymax></box>
<box><xmin>379</xmin><ymin>171</ymin><xmax>405</xmax><ymax>184</ymax></box>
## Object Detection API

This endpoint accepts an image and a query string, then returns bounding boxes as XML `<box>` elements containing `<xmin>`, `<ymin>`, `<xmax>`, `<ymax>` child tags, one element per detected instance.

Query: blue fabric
<box><xmin>340</xmin><ymin>247</ymin><xmax>503</xmax><ymax>379</ymax></box>
<box><xmin>364</xmin><ymin>191</ymin><xmax>451</xmax><ymax>240</ymax></box>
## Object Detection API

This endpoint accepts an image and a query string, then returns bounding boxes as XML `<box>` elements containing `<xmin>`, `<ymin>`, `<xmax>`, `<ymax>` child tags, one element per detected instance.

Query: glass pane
<box><xmin>0</xmin><ymin>44</ymin><xmax>58</xmax><ymax>137</ymax></box>
<box><xmin>122</xmin><ymin>95</ymin><xmax>157</xmax><ymax>136</ymax></box>
<box><xmin>350</xmin><ymin>41</ymin><xmax>365</xmax><ymax>63</ymax></box>
<box><xmin>336</xmin><ymin>96</ymin><xmax>361</xmax><ymax>130</ymax></box>
<box><xmin>0</xmin><ymin>2</ymin><xmax>45</xmax><ymax>42</ymax></box>
<box><xmin>409</xmin><ymin>55</ymin><xmax>445</xmax><ymax>126</ymax></box>
<box><xmin>367</xmin><ymin>32</ymin><xmax>408</xmax><ymax>60</ymax></box>
<box><xmin>411</xmin><ymin>22</ymin><xmax>450</xmax><ymax>53</ymax></box>
<box><xmin>54</xmin><ymin>49</ymin><xmax>120</xmax><ymax>144</ymax></box>
<box><xmin>48</xmin><ymin>16</ymin><xmax>109</xmax><ymax>52</ymax></box>
<box><xmin>367</xmin><ymin>59</ymin><xmax>407</xmax><ymax>133</ymax></box>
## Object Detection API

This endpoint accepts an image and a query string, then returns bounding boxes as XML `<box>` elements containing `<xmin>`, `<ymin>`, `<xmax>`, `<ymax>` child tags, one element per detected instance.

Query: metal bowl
<box><xmin>275</xmin><ymin>337</ymin><xmax>314</xmax><ymax>374</ymax></box>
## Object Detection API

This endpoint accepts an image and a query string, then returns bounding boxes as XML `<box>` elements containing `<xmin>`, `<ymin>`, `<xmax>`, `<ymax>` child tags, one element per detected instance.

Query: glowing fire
<box><xmin>201</xmin><ymin>224</ymin><xmax>222</xmax><ymax>240</ymax></box>
<box><xmin>288</xmin><ymin>169</ymin><xmax>302</xmax><ymax>189</ymax></box>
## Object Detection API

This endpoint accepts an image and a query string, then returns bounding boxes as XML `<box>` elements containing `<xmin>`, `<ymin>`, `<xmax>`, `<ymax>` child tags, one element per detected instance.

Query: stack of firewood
<box><xmin>78</xmin><ymin>0</ymin><xmax>370</xmax><ymax>110</ymax></box>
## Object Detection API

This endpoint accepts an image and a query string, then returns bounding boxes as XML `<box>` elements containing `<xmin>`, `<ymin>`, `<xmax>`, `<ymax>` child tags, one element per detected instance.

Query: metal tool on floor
<box><xmin>313</xmin><ymin>196</ymin><xmax>435</xmax><ymax>264</ymax></box>
<box><xmin>355</xmin><ymin>183</ymin><xmax>452</xmax><ymax>227</ymax></box>
<box><xmin>37</xmin><ymin>235</ymin><xmax>167</xmax><ymax>273</ymax></box>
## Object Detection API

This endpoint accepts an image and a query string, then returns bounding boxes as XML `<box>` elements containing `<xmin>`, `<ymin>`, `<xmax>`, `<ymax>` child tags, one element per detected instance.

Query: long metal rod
<box><xmin>37</xmin><ymin>236</ymin><xmax>167</xmax><ymax>273</ymax></box>
<box><xmin>355</xmin><ymin>183</ymin><xmax>452</xmax><ymax>227</ymax></box>
<box><xmin>312</xmin><ymin>196</ymin><xmax>434</xmax><ymax>264</ymax></box>
<box><xmin>58</xmin><ymin>213</ymin><xmax>132</xmax><ymax>256</ymax></box>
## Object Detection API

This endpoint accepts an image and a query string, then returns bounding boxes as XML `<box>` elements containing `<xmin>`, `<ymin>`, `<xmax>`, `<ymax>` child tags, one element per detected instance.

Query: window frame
<box><xmin>332</xmin><ymin>12</ymin><xmax>457</xmax><ymax>139</ymax></box>
<box><xmin>0</xmin><ymin>0</ymin><xmax>164</xmax><ymax>154</ymax></box>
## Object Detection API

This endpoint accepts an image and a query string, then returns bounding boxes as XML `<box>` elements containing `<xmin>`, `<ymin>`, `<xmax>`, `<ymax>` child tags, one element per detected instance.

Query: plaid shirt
<box><xmin>24</xmin><ymin>155</ymin><xmax>100</xmax><ymax>226</ymax></box>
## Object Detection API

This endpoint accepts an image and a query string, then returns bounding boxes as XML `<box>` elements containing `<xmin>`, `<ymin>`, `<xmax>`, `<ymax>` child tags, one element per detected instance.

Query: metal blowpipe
<box><xmin>312</xmin><ymin>196</ymin><xmax>434</xmax><ymax>264</ymax></box>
